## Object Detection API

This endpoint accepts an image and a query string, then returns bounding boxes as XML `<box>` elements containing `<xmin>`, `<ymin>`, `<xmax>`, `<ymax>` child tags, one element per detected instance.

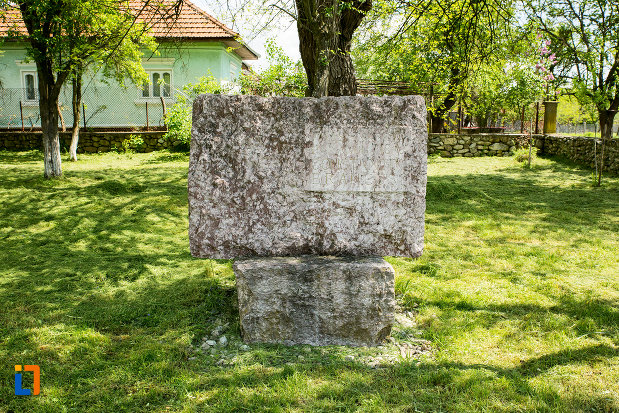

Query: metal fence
<box><xmin>0</xmin><ymin>87</ymin><xmax>176</xmax><ymax>130</ymax></box>
<box><xmin>442</xmin><ymin>109</ymin><xmax>619</xmax><ymax>136</ymax></box>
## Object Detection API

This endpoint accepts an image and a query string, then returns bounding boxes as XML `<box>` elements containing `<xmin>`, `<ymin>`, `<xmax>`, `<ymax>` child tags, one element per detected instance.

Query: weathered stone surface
<box><xmin>234</xmin><ymin>256</ymin><xmax>395</xmax><ymax>346</ymax></box>
<box><xmin>189</xmin><ymin>94</ymin><xmax>427</xmax><ymax>259</ymax></box>
<box><xmin>490</xmin><ymin>142</ymin><xmax>510</xmax><ymax>151</ymax></box>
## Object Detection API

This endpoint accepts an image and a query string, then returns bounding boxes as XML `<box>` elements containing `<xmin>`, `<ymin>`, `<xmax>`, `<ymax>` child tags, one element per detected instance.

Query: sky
<box><xmin>192</xmin><ymin>0</ymin><xmax>301</xmax><ymax>69</ymax></box>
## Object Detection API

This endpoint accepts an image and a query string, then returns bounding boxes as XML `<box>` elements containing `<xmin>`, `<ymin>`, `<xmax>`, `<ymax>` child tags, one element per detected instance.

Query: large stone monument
<box><xmin>189</xmin><ymin>95</ymin><xmax>427</xmax><ymax>346</ymax></box>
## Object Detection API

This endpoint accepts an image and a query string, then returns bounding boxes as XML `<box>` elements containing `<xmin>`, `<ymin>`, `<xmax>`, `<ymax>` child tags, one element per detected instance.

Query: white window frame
<box><xmin>21</xmin><ymin>70</ymin><xmax>38</xmax><ymax>103</ymax></box>
<box><xmin>139</xmin><ymin>70</ymin><xmax>173</xmax><ymax>101</ymax></box>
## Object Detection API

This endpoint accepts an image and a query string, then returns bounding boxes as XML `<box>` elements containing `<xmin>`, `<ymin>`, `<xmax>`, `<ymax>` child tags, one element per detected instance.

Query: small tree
<box><xmin>14</xmin><ymin>0</ymin><xmax>176</xmax><ymax>178</ymax></box>
<box><xmin>503</xmin><ymin>63</ymin><xmax>544</xmax><ymax>132</ymax></box>
<box><xmin>67</xmin><ymin>24</ymin><xmax>156</xmax><ymax>161</ymax></box>
<box><xmin>466</xmin><ymin>65</ymin><xmax>509</xmax><ymax>128</ymax></box>
<box><xmin>528</xmin><ymin>0</ymin><xmax>619</xmax><ymax>185</ymax></box>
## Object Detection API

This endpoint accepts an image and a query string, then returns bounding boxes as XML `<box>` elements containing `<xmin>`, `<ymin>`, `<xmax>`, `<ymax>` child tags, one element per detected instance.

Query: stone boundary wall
<box><xmin>536</xmin><ymin>135</ymin><xmax>619</xmax><ymax>174</ymax></box>
<box><xmin>428</xmin><ymin>133</ymin><xmax>525</xmax><ymax>157</ymax></box>
<box><xmin>1</xmin><ymin>131</ymin><xmax>617</xmax><ymax>173</ymax></box>
<box><xmin>0</xmin><ymin>131</ymin><xmax>171</xmax><ymax>153</ymax></box>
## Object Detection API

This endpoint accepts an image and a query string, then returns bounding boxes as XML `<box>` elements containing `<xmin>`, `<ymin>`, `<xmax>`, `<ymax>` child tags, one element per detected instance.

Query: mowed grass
<box><xmin>0</xmin><ymin>150</ymin><xmax>618</xmax><ymax>412</ymax></box>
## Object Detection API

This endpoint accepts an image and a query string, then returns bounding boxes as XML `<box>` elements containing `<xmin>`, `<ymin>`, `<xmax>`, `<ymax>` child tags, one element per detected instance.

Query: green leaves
<box><xmin>527</xmin><ymin>0</ymin><xmax>619</xmax><ymax>113</ymax></box>
<box><xmin>239</xmin><ymin>39</ymin><xmax>307</xmax><ymax>97</ymax></box>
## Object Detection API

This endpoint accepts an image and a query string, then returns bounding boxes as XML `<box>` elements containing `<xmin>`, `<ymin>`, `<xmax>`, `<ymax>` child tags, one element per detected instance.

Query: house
<box><xmin>0</xmin><ymin>0</ymin><xmax>258</xmax><ymax>129</ymax></box>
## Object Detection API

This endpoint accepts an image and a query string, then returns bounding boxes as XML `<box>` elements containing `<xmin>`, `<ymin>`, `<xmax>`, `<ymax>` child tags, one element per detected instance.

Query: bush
<box><xmin>163</xmin><ymin>75</ymin><xmax>233</xmax><ymax>151</ymax></box>
<box><xmin>113</xmin><ymin>134</ymin><xmax>146</xmax><ymax>153</ymax></box>
<box><xmin>239</xmin><ymin>39</ymin><xmax>307</xmax><ymax>97</ymax></box>
<box><xmin>163</xmin><ymin>41</ymin><xmax>307</xmax><ymax>152</ymax></box>
<box><xmin>513</xmin><ymin>147</ymin><xmax>537</xmax><ymax>167</ymax></box>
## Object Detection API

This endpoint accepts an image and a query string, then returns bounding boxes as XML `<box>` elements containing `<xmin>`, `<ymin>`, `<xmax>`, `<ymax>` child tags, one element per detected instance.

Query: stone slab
<box><xmin>233</xmin><ymin>256</ymin><xmax>395</xmax><ymax>346</ymax></box>
<box><xmin>189</xmin><ymin>94</ymin><xmax>427</xmax><ymax>258</ymax></box>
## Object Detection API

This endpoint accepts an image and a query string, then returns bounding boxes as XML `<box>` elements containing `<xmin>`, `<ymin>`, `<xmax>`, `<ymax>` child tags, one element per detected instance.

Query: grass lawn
<box><xmin>0</xmin><ymin>150</ymin><xmax>618</xmax><ymax>412</ymax></box>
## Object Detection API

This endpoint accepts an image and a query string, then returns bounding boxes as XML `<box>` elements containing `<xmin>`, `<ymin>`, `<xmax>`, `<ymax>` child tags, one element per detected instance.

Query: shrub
<box><xmin>239</xmin><ymin>39</ymin><xmax>307</xmax><ymax>97</ymax></box>
<box><xmin>164</xmin><ymin>75</ymin><xmax>231</xmax><ymax>152</ymax></box>
<box><xmin>163</xmin><ymin>41</ymin><xmax>307</xmax><ymax>153</ymax></box>
<box><xmin>113</xmin><ymin>134</ymin><xmax>146</xmax><ymax>153</ymax></box>
<box><xmin>513</xmin><ymin>147</ymin><xmax>537</xmax><ymax>167</ymax></box>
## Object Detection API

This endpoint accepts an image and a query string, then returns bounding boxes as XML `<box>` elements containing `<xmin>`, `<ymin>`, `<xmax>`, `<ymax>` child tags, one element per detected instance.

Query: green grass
<box><xmin>558</xmin><ymin>131</ymin><xmax>619</xmax><ymax>139</ymax></box>
<box><xmin>1</xmin><ymin>151</ymin><xmax>618</xmax><ymax>412</ymax></box>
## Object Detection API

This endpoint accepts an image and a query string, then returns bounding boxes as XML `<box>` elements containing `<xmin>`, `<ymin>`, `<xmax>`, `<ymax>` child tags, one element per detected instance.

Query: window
<box><xmin>141</xmin><ymin>71</ymin><xmax>171</xmax><ymax>98</ymax></box>
<box><xmin>22</xmin><ymin>71</ymin><xmax>37</xmax><ymax>101</ymax></box>
<box><xmin>230</xmin><ymin>62</ymin><xmax>239</xmax><ymax>80</ymax></box>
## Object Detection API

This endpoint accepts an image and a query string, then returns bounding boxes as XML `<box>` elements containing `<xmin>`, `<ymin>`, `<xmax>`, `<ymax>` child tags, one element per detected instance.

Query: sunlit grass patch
<box><xmin>0</xmin><ymin>151</ymin><xmax>617</xmax><ymax>412</ymax></box>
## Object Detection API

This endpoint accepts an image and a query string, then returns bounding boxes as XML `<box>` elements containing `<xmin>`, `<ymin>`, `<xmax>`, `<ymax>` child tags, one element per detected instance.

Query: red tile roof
<box><xmin>129</xmin><ymin>0</ymin><xmax>238</xmax><ymax>39</ymax></box>
<box><xmin>0</xmin><ymin>7</ymin><xmax>26</xmax><ymax>37</ymax></box>
<box><xmin>1</xmin><ymin>0</ymin><xmax>257</xmax><ymax>58</ymax></box>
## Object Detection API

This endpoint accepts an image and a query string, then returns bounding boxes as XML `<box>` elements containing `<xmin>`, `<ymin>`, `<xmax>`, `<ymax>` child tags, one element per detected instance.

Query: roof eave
<box><xmin>221</xmin><ymin>39</ymin><xmax>259</xmax><ymax>60</ymax></box>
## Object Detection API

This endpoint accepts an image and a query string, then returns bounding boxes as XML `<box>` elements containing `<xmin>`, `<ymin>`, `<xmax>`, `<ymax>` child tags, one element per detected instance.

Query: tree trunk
<box><xmin>431</xmin><ymin>92</ymin><xmax>457</xmax><ymax>133</ymax></box>
<box><xmin>296</xmin><ymin>0</ymin><xmax>371</xmax><ymax>97</ymax></box>
<box><xmin>297</xmin><ymin>0</ymin><xmax>336</xmax><ymax>97</ymax></box>
<box><xmin>70</xmin><ymin>74</ymin><xmax>82</xmax><ymax>162</ymax></box>
<box><xmin>327</xmin><ymin>2</ymin><xmax>371</xmax><ymax>96</ymax></box>
<box><xmin>19</xmin><ymin>2</ymin><xmax>67</xmax><ymax>178</ymax></box>
<box><xmin>430</xmin><ymin>67</ymin><xmax>461</xmax><ymax>133</ymax></box>
<box><xmin>327</xmin><ymin>44</ymin><xmax>357</xmax><ymax>96</ymax></box>
<box><xmin>596</xmin><ymin>109</ymin><xmax>617</xmax><ymax>186</ymax></box>
<box><xmin>39</xmin><ymin>87</ymin><xmax>62</xmax><ymax>178</ymax></box>
<box><xmin>58</xmin><ymin>103</ymin><xmax>66</xmax><ymax>132</ymax></box>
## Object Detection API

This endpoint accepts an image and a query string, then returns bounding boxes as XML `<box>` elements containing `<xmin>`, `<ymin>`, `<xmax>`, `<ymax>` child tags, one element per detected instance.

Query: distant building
<box><xmin>0</xmin><ymin>0</ymin><xmax>258</xmax><ymax>129</ymax></box>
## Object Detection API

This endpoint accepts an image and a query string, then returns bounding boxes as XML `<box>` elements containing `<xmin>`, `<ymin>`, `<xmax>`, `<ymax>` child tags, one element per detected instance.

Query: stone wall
<box><xmin>0</xmin><ymin>131</ymin><xmax>173</xmax><ymax>153</ymax></box>
<box><xmin>536</xmin><ymin>135</ymin><xmax>619</xmax><ymax>174</ymax></box>
<box><xmin>2</xmin><ymin>130</ymin><xmax>616</xmax><ymax>175</ymax></box>
<box><xmin>428</xmin><ymin>133</ymin><xmax>524</xmax><ymax>157</ymax></box>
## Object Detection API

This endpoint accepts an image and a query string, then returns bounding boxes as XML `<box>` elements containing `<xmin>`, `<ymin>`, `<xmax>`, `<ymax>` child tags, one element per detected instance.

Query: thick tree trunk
<box><xmin>327</xmin><ymin>2</ymin><xmax>370</xmax><ymax>96</ymax></box>
<box><xmin>19</xmin><ymin>2</ymin><xmax>67</xmax><ymax>178</ymax></box>
<box><xmin>327</xmin><ymin>46</ymin><xmax>357</xmax><ymax>96</ymax></box>
<box><xmin>296</xmin><ymin>0</ymin><xmax>371</xmax><ymax>97</ymax></box>
<box><xmin>430</xmin><ymin>67</ymin><xmax>461</xmax><ymax>133</ymax></box>
<box><xmin>297</xmin><ymin>0</ymin><xmax>337</xmax><ymax>97</ymax></box>
<box><xmin>70</xmin><ymin>74</ymin><xmax>82</xmax><ymax>162</ymax></box>
<box><xmin>39</xmin><ymin>90</ymin><xmax>62</xmax><ymax>178</ymax></box>
<box><xmin>36</xmin><ymin>64</ymin><xmax>63</xmax><ymax>178</ymax></box>
<box><xmin>431</xmin><ymin>93</ymin><xmax>457</xmax><ymax>133</ymax></box>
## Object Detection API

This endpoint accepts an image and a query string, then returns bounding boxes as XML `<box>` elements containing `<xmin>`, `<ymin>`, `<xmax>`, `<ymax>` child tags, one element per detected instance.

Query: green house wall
<box><xmin>0</xmin><ymin>40</ymin><xmax>243</xmax><ymax>128</ymax></box>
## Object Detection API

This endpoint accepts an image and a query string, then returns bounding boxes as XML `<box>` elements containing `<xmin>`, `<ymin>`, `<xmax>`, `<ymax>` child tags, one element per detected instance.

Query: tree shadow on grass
<box><xmin>174</xmin><ymin>344</ymin><xmax>619</xmax><ymax>412</ymax></box>
<box><xmin>1</xmin><ymin>152</ymin><xmax>618</xmax><ymax>412</ymax></box>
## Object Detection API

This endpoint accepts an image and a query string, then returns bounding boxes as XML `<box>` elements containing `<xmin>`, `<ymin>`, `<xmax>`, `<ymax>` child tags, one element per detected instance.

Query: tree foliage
<box><xmin>354</xmin><ymin>0</ymin><xmax>516</xmax><ymax>131</ymax></box>
<box><xmin>527</xmin><ymin>0</ymin><xmax>619</xmax><ymax>184</ymax></box>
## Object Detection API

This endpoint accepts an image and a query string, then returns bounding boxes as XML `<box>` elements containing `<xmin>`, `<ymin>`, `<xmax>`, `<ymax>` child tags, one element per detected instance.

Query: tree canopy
<box><xmin>354</xmin><ymin>0</ymin><xmax>517</xmax><ymax>131</ymax></box>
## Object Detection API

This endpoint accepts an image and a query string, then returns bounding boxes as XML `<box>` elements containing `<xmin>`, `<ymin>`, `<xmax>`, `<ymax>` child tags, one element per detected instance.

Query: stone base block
<box><xmin>233</xmin><ymin>256</ymin><xmax>395</xmax><ymax>346</ymax></box>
